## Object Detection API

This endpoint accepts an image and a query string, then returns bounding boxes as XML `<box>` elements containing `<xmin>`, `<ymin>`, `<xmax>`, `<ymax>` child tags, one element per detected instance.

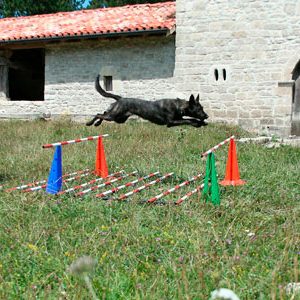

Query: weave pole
<box><xmin>175</xmin><ymin>183</ymin><xmax>204</xmax><ymax>205</ymax></box>
<box><xmin>147</xmin><ymin>173</ymin><xmax>203</xmax><ymax>203</ymax></box>
<box><xmin>5</xmin><ymin>169</ymin><xmax>90</xmax><ymax>192</ymax></box>
<box><xmin>24</xmin><ymin>171</ymin><xmax>91</xmax><ymax>192</ymax></box>
<box><xmin>58</xmin><ymin>170</ymin><xmax>124</xmax><ymax>195</ymax></box>
<box><xmin>75</xmin><ymin>171</ymin><xmax>138</xmax><ymax>196</ymax></box>
<box><xmin>201</xmin><ymin>135</ymin><xmax>235</xmax><ymax>157</ymax></box>
<box><xmin>42</xmin><ymin>134</ymin><xmax>109</xmax><ymax>149</ymax></box>
<box><xmin>96</xmin><ymin>171</ymin><xmax>160</xmax><ymax>199</ymax></box>
<box><xmin>118</xmin><ymin>172</ymin><xmax>174</xmax><ymax>201</ymax></box>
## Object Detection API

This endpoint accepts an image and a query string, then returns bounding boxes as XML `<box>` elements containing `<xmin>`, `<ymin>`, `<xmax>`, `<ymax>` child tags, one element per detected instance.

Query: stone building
<box><xmin>0</xmin><ymin>1</ymin><xmax>300</xmax><ymax>136</ymax></box>
<box><xmin>0</xmin><ymin>2</ymin><xmax>176</xmax><ymax>120</ymax></box>
<box><xmin>175</xmin><ymin>1</ymin><xmax>300</xmax><ymax>136</ymax></box>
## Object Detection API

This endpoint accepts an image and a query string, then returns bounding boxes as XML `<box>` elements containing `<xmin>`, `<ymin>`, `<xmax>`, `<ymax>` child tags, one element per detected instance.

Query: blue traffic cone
<box><xmin>46</xmin><ymin>145</ymin><xmax>63</xmax><ymax>194</ymax></box>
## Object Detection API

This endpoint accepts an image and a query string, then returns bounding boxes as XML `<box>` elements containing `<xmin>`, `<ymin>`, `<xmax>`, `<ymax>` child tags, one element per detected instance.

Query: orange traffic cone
<box><xmin>95</xmin><ymin>136</ymin><xmax>108</xmax><ymax>178</ymax></box>
<box><xmin>220</xmin><ymin>138</ymin><xmax>246</xmax><ymax>186</ymax></box>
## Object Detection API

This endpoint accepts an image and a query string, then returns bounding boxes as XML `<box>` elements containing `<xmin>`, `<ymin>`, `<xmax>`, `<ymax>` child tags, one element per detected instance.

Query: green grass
<box><xmin>0</xmin><ymin>119</ymin><xmax>299</xmax><ymax>299</ymax></box>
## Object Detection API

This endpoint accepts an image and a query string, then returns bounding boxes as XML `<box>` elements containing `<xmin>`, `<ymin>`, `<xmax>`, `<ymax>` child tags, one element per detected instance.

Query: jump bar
<box><xmin>58</xmin><ymin>170</ymin><xmax>124</xmax><ymax>195</ymax></box>
<box><xmin>5</xmin><ymin>169</ymin><xmax>90</xmax><ymax>192</ymax></box>
<box><xmin>75</xmin><ymin>171</ymin><xmax>138</xmax><ymax>197</ymax></box>
<box><xmin>24</xmin><ymin>171</ymin><xmax>91</xmax><ymax>192</ymax></box>
<box><xmin>42</xmin><ymin>134</ymin><xmax>109</xmax><ymax>148</ymax></box>
<box><xmin>147</xmin><ymin>173</ymin><xmax>202</xmax><ymax>203</ymax></box>
<box><xmin>175</xmin><ymin>183</ymin><xmax>204</xmax><ymax>205</ymax></box>
<box><xmin>119</xmin><ymin>172</ymin><xmax>174</xmax><ymax>201</ymax></box>
<box><xmin>96</xmin><ymin>171</ymin><xmax>160</xmax><ymax>198</ymax></box>
<box><xmin>201</xmin><ymin>135</ymin><xmax>234</xmax><ymax>157</ymax></box>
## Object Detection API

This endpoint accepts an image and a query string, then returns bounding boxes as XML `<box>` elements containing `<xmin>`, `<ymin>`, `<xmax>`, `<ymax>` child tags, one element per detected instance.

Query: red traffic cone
<box><xmin>95</xmin><ymin>136</ymin><xmax>108</xmax><ymax>178</ymax></box>
<box><xmin>220</xmin><ymin>138</ymin><xmax>246</xmax><ymax>186</ymax></box>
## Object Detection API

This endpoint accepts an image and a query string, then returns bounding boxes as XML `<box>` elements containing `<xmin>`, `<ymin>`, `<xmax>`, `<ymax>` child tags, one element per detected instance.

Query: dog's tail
<box><xmin>95</xmin><ymin>75</ymin><xmax>121</xmax><ymax>101</ymax></box>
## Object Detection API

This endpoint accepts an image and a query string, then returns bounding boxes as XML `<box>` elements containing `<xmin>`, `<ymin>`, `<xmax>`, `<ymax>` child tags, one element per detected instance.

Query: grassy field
<box><xmin>0</xmin><ymin>119</ymin><xmax>299</xmax><ymax>299</ymax></box>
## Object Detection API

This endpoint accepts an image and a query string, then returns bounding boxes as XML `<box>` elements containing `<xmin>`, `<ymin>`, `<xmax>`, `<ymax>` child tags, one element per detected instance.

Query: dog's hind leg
<box><xmin>86</xmin><ymin>112</ymin><xmax>112</xmax><ymax>126</ymax></box>
<box><xmin>167</xmin><ymin>119</ymin><xmax>207</xmax><ymax>128</ymax></box>
<box><xmin>94</xmin><ymin>119</ymin><xmax>103</xmax><ymax>126</ymax></box>
<box><xmin>86</xmin><ymin>115</ymin><xmax>101</xmax><ymax>126</ymax></box>
<box><xmin>86</xmin><ymin>111</ymin><xmax>130</xmax><ymax>126</ymax></box>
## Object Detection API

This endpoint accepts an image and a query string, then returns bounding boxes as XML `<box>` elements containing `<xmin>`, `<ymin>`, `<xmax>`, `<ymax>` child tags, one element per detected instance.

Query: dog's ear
<box><xmin>196</xmin><ymin>94</ymin><xmax>200</xmax><ymax>103</ymax></box>
<box><xmin>189</xmin><ymin>95</ymin><xmax>196</xmax><ymax>105</ymax></box>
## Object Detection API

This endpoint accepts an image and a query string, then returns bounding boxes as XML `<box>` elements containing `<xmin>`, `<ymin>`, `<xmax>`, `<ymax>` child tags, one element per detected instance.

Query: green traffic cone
<box><xmin>202</xmin><ymin>152</ymin><xmax>212</xmax><ymax>201</ymax></box>
<box><xmin>210</xmin><ymin>153</ymin><xmax>220</xmax><ymax>205</ymax></box>
<box><xmin>202</xmin><ymin>152</ymin><xmax>220</xmax><ymax>206</ymax></box>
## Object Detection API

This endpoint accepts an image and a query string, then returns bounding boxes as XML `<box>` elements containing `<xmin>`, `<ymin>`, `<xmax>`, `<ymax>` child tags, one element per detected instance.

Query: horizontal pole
<box><xmin>75</xmin><ymin>171</ymin><xmax>138</xmax><ymax>197</ymax></box>
<box><xmin>5</xmin><ymin>169</ymin><xmax>90</xmax><ymax>192</ymax></box>
<box><xmin>147</xmin><ymin>173</ymin><xmax>202</xmax><ymax>203</ymax></box>
<box><xmin>58</xmin><ymin>170</ymin><xmax>124</xmax><ymax>195</ymax></box>
<box><xmin>201</xmin><ymin>135</ymin><xmax>234</xmax><ymax>157</ymax></box>
<box><xmin>42</xmin><ymin>134</ymin><xmax>109</xmax><ymax>148</ymax></box>
<box><xmin>24</xmin><ymin>170</ymin><xmax>91</xmax><ymax>192</ymax></box>
<box><xmin>175</xmin><ymin>183</ymin><xmax>204</xmax><ymax>205</ymax></box>
<box><xmin>119</xmin><ymin>172</ymin><xmax>174</xmax><ymax>201</ymax></box>
<box><xmin>96</xmin><ymin>171</ymin><xmax>160</xmax><ymax>198</ymax></box>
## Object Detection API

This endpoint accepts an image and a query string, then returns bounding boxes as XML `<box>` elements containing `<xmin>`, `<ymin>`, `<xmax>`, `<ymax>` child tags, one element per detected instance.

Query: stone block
<box><xmin>251</xmin><ymin>110</ymin><xmax>262</xmax><ymax>118</ymax></box>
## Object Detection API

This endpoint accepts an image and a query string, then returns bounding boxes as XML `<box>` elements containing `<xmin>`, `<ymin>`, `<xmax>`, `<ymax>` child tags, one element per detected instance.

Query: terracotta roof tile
<box><xmin>0</xmin><ymin>1</ymin><xmax>175</xmax><ymax>44</ymax></box>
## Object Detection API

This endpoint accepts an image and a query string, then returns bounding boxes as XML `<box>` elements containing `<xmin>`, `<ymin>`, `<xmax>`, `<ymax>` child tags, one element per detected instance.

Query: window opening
<box><xmin>214</xmin><ymin>69</ymin><xmax>219</xmax><ymax>81</ymax></box>
<box><xmin>104</xmin><ymin>76</ymin><xmax>113</xmax><ymax>91</ymax></box>
<box><xmin>8</xmin><ymin>48</ymin><xmax>45</xmax><ymax>101</ymax></box>
<box><xmin>223</xmin><ymin>69</ymin><xmax>227</xmax><ymax>81</ymax></box>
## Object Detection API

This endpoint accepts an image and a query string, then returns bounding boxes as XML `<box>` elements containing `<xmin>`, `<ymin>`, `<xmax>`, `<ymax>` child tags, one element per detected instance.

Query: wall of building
<box><xmin>0</xmin><ymin>35</ymin><xmax>175</xmax><ymax>120</ymax></box>
<box><xmin>175</xmin><ymin>0</ymin><xmax>300</xmax><ymax>136</ymax></box>
<box><xmin>2</xmin><ymin>1</ymin><xmax>300</xmax><ymax>136</ymax></box>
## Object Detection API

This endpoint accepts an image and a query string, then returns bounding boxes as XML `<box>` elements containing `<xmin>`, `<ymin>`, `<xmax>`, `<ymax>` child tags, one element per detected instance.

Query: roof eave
<box><xmin>0</xmin><ymin>28</ymin><xmax>174</xmax><ymax>46</ymax></box>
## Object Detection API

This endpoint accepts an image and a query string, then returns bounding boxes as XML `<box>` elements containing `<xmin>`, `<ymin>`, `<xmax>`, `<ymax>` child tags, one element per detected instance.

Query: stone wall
<box><xmin>175</xmin><ymin>0</ymin><xmax>300</xmax><ymax>136</ymax></box>
<box><xmin>0</xmin><ymin>36</ymin><xmax>175</xmax><ymax>121</ymax></box>
<box><xmin>2</xmin><ymin>0</ymin><xmax>300</xmax><ymax>136</ymax></box>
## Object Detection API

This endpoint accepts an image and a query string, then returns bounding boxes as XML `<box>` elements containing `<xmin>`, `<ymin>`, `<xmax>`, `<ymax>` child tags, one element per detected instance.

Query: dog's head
<box><xmin>186</xmin><ymin>94</ymin><xmax>209</xmax><ymax>121</ymax></box>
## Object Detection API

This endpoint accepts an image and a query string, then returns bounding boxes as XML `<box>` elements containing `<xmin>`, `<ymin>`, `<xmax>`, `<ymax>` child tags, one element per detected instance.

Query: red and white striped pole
<box><xmin>118</xmin><ymin>172</ymin><xmax>174</xmax><ymax>201</ymax></box>
<box><xmin>24</xmin><ymin>171</ymin><xmax>91</xmax><ymax>192</ymax></box>
<box><xmin>75</xmin><ymin>171</ymin><xmax>138</xmax><ymax>196</ymax></box>
<box><xmin>201</xmin><ymin>135</ymin><xmax>235</xmax><ymax>157</ymax></box>
<box><xmin>147</xmin><ymin>173</ymin><xmax>203</xmax><ymax>203</ymax></box>
<box><xmin>42</xmin><ymin>134</ymin><xmax>109</xmax><ymax>148</ymax></box>
<box><xmin>175</xmin><ymin>183</ymin><xmax>204</xmax><ymax>205</ymax></box>
<box><xmin>5</xmin><ymin>169</ymin><xmax>90</xmax><ymax>192</ymax></box>
<box><xmin>96</xmin><ymin>171</ymin><xmax>160</xmax><ymax>199</ymax></box>
<box><xmin>58</xmin><ymin>170</ymin><xmax>124</xmax><ymax>195</ymax></box>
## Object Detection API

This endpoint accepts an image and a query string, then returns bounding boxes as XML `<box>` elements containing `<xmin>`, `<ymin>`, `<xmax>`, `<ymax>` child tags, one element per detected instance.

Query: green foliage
<box><xmin>0</xmin><ymin>120</ymin><xmax>299</xmax><ymax>299</ymax></box>
<box><xmin>0</xmin><ymin>0</ymin><xmax>85</xmax><ymax>17</ymax></box>
<box><xmin>88</xmin><ymin>0</ymin><xmax>170</xmax><ymax>9</ymax></box>
<box><xmin>0</xmin><ymin>0</ymin><xmax>173</xmax><ymax>17</ymax></box>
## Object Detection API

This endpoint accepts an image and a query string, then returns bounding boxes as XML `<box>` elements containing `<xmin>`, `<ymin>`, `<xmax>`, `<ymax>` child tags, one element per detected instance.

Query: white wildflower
<box><xmin>68</xmin><ymin>255</ymin><xmax>96</xmax><ymax>276</ymax></box>
<box><xmin>285</xmin><ymin>282</ymin><xmax>300</xmax><ymax>295</ymax></box>
<box><xmin>210</xmin><ymin>288</ymin><xmax>240</xmax><ymax>300</ymax></box>
<box><xmin>68</xmin><ymin>256</ymin><xmax>98</xmax><ymax>300</ymax></box>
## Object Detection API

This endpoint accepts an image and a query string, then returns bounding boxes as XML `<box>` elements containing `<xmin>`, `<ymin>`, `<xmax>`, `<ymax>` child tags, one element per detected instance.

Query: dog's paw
<box><xmin>86</xmin><ymin>120</ymin><xmax>94</xmax><ymax>126</ymax></box>
<box><xmin>94</xmin><ymin>119</ymin><xmax>103</xmax><ymax>126</ymax></box>
<box><xmin>192</xmin><ymin>120</ymin><xmax>208</xmax><ymax>128</ymax></box>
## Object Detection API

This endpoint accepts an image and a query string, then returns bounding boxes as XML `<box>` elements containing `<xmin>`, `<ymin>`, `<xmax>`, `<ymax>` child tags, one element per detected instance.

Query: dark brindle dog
<box><xmin>86</xmin><ymin>75</ymin><xmax>209</xmax><ymax>128</ymax></box>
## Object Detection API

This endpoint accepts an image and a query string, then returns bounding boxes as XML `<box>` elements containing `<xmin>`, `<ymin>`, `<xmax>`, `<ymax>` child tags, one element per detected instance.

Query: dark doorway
<box><xmin>8</xmin><ymin>48</ymin><xmax>45</xmax><ymax>100</ymax></box>
<box><xmin>292</xmin><ymin>60</ymin><xmax>300</xmax><ymax>135</ymax></box>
